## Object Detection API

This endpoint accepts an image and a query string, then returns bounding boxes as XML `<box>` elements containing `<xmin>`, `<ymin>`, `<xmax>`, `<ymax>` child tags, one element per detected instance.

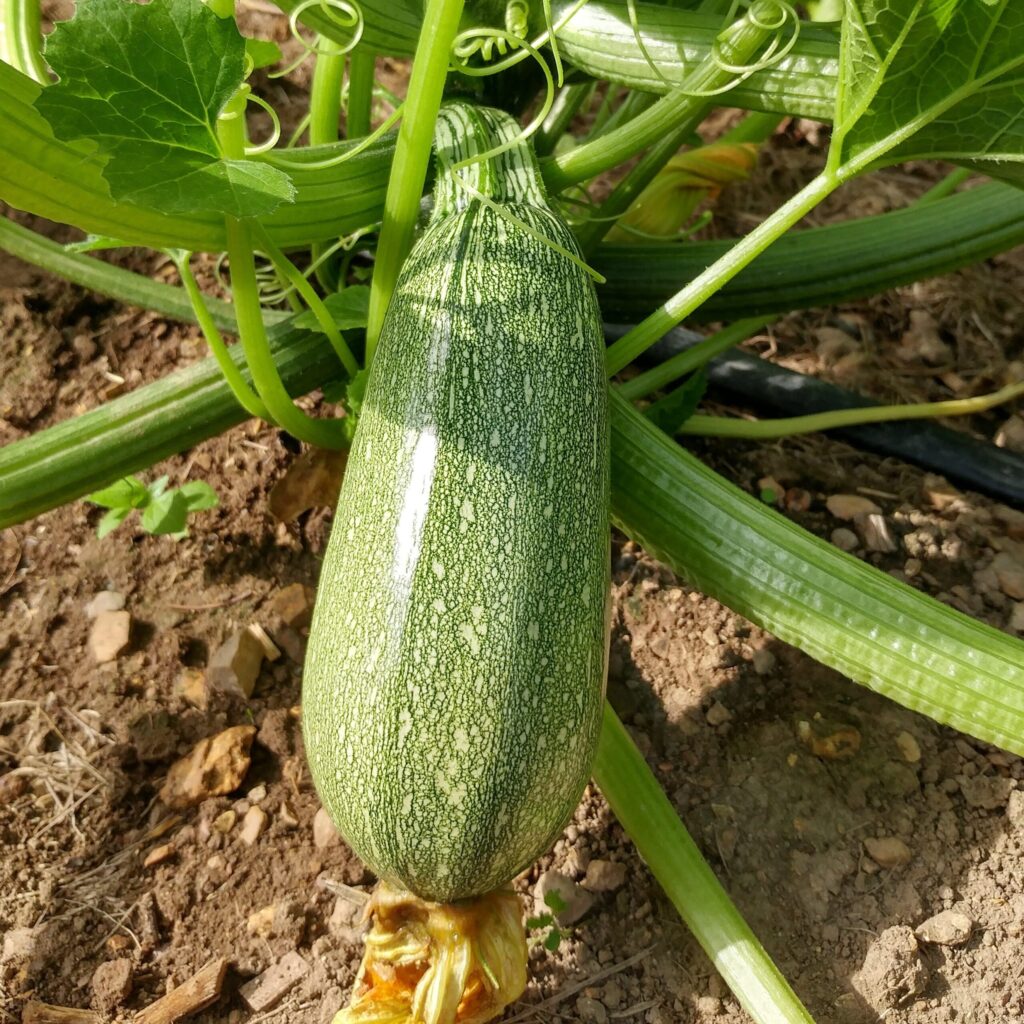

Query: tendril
<box><xmin>268</xmin><ymin>0</ymin><xmax>364</xmax><ymax>80</ymax></box>
<box><xmin>244</xmin><ymin>92</ymin><xmax>283</xmax><ymax>155</ymax></box>
<box><xmin>262</xmin><ymin>103</ymin><xmax>403</xmax><ymax>171</ymax></box>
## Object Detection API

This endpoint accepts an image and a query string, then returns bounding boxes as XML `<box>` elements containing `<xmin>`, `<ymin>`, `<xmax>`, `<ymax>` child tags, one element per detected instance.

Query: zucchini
<box><xmin>303</xmin><ymin>102</ymin><xmax>610</xmax><ymax>903</ymax></box>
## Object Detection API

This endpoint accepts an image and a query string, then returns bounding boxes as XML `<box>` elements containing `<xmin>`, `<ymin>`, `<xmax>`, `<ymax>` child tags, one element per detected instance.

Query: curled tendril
<box><xmin>244</xmin><ymin>92</ymin><xmax>283</xmax><ymax>155</ymax></box>
<box><xmin>626</xmin><ymin>0</ymin><xmax>800</xmax><ymax>100</ymax></box>
<box><xmin>263</xmin><ymin>103</ymin><xmax>403</xmax><ymax>171</ymax></box>
<box><xmin>267</xmin><ymin>0</ymin><xmax>364</xmax><ymax>80</ymax></box>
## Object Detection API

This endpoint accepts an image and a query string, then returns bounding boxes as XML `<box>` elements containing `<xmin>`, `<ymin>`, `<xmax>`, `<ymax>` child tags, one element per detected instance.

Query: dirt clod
<box><xmin>916</xmin><ymin>910</ymin><xmax>974</xmax><ymax>947</ymax></box>
<box><xmin>535</xmin><ymin>869</ymin><xmax>594</xmax><ymax>925</ymax></box>
<box><xmin>239</xmin><ymin>951</ymin><xmax>310</xmax><ymax>1012</ymax></box>
<box><xmin>91</xmin><ymin>958</ymin><xmax>134</xmax><ymax>1011</ymax></box>
<box><xmin>312</xmin><ymin>806</ymin><xmax>340</xmax><ymax>849</ymax></box>
<box><xmin>864</xmin><ymin>837</ymin><xmax>913</xmax><ymax>868</ymax></box>
<box><xmin>582</xmin><ymin>860</ymin><xmax>628</xmax><ymax>893</ymax></box>
<box><xmin>853</xmin><ymin>925</ymin><xmax>929</xmax><ymax>1012</ymax></box>
<box><xmin>159</xmin><ymin>725</ymin><xmax>257</xmax><ymax>809</ymax></box>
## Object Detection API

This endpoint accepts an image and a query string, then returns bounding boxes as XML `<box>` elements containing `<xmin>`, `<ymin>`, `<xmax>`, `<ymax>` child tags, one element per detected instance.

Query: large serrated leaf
<box><xmin>34</xmin><ymin>0</ymin><xmax>294</xmax><ymax>217</ymax></box>
<box><xmin>833</xmin><ymin>0</ymin><xmax>1024</xmax><ymax>183</ymax></box>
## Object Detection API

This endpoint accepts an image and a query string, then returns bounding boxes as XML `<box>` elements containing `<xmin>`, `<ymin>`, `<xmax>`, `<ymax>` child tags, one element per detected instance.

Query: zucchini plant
<box><xmin>1</xmin><ymin>0</ymin><xmax>1023</xmax><ymax>1022</ymax></box>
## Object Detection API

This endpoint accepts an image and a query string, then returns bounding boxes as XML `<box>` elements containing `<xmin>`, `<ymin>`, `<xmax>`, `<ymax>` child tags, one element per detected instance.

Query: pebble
<box><xmin>582</xmin><ymin>859</ymin><xmax>627</xmax><ymax>893</ymax></box>
<box><xmin>85</xmin><ymin>590</ymin><xmax>125</xmax><ymax>619</ymax></box>
<box><xmin>995</xmin><ymin>414</ymin><xmax>1024</xmax><ymax>452</ymax></box>
<box><xmin>175</xmin><ymin>669</ymin><xmax>209</xmax><ymax>710</ymax></box>
<box><xmin>992</xmin><ymin>551</ymin><xmax>1024</xmax><ymax>600</ymax></box>
<box><xmin>267</xmin><ymin>583</ymin><xmax>315</xmax><ymax>629</ymax></box>
<box><xmin>159</xmin><ymin>725</ymin><xmax>257</xmax><ymax>810</ymax></box>
<box><xmin>213</xmin><ymin>810</ymin><xmax>237</xmax><ymax>834</ymax></box>
<box><xmin>831</xmin><ymin>527</ymin><xmax>859</xmax><ymax>552</ymax></box>
<box><xmin>915</xmin><ymin>910</ymin><xmax>973</xmax><ymax>947</ymax></box>
<box><xmin>856</xmin><ymin>513</ymin><xmax>898</xmax><ymax>553</ymax></box>
<box><xmin>864</xmin><ymin>837</ymin><xmax>913</xmax><ymax>868</ymax></box>
<box><xmin>535</xmin><ymin>869</ymin><xmax>593</xmax><ymax>925</ymax></box>
<box><xmin>247</xmin><ymin>906</ymin><xmax>276</xmax><ymax>938</ymax></box>
<box><xmin>143</xmin><ymin>843</ymin><xmax>176</xmax><ymax>869</ymax></box>
<box><xmin>1009</xmin><ymin>602</ymin><xmax>1024</xmax><ymax>633</ymax></box>
<box><xmin>89</xmin><ymin>610</ymin><xmax>131</xmax><ymax>663</ymax></box>
<box><xmin>247</xmin><ymin>784</ymin><xmax>268</xmax><ymax>804</ymax></box>
<box><xmin>827</xmin><ymin>494</ymin><xmax>881</xmax><ymax>521</ymax></box>
<box><xmin>239</xmin><ymin>806</ymin><xmax>268</xmax><ymax>846</ymax></box>
<box><xmin>207</xmin><ymin>629</ymin><xmax>266</xmax><ymax>699</ymax></box>
<box><xmin>705</xmin><ymin>701</ymin><xmax>733</xmax><ymax>727</ymax></box>
<box><xmin>575</xmin><ymin>996</ymin><xmax>608</xmax><ymax>1024</ymax></box>
<box><xmin>329</xmin><ymin>897</ymin><xmax>365</xmax><ymax>944</ymax></box>
<box><xmin>313</xmin><ymin>807</ymin><xmax>340</xmax><ymax>850</ymax></box>
<box><xmin>239</xmin><ymin>952</ymin><xmax>310</xmax><ymax>1012</ymax></box>
<box><xmin>91</xmin><ymin>959</ymin><xmax>134</xmax><ymax>1011</ymax></box>
<box><xmin>278</xmin><ymin>801</ymin><xmax>300</xmax><ymax>829</ymax></box>
<box><xmin>896</xmin><ymin>731</ymin><xmax>922</xmax><ymax>763</ymax></box>
<box><xmin>751</xmin><ymin>648</ymin><xmax>776</xmax><ymax>675</ymax></box>
<box><xmin>1007</xmin><ymin>790</ymin><xmax>1024</xmax><ymax>825</ymax></box>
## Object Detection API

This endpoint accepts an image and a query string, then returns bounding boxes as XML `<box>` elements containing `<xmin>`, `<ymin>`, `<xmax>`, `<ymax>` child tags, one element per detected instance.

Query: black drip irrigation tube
<box><xmin>608</xmin><ymin>324</ymin><xmax>1024</xmax><ymax>508</ymax></box>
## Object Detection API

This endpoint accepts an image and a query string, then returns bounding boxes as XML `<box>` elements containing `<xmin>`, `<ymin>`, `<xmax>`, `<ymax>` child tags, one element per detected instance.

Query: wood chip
<box><xmin>239</xmin><ymin>951</ymin><xmax>310</xmax><ymax>1012</ymax></box>
<box><xmin>135</xmin><ymin>958</ymin><xmax>228</xmax><ymax>1024</ymax></box>
<box><xmin>22</xmin><ymin>1003</ymin><xmax>103</xmax><ymax>1024</ymax></box>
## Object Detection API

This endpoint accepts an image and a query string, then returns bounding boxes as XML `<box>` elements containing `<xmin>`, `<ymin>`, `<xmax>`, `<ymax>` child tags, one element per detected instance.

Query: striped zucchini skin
<box><xmin>303</xmin><ymin>104</ymin><xmax>610</xmax><ymax>903</ymax></box>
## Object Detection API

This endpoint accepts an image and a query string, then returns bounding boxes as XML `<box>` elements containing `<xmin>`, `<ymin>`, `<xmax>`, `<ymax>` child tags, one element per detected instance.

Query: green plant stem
<box><xmin>0</xmin><ymin>0</ymin><xmax>48</xmax><ymax>82</ymax></box>
<box><xmin>310</xmin><ymin>49</ymin><xmax>345</xmax><ymax>145</ymax></box>
<box><xmin>177</xmin><ymin>258</ymin><xmax>269</xmax><ymax>419</ymax></box>
<box><xmin>680</xmin><ymin>380</ymin><xmax>1024</xmax><ymax>438</ymax></box>
<box><xmin>590</xmin><ymin>88</ymin><xmax>657</xmax><ymax>140</ymax></box>
<box><xmin>255</xmin><ymin>227</ymin><xmax>361</xmax><ymax>377</ymax></box>
<box><xmin>347</xmin><ymin>48</ymin><xmax>376</xmax><ymax>138</ymax></box>
<box><xmin>916</xmin><ymin>166</ymin><xmax>972</xmax><ymax>204</ymax></box>
<box><xmin>594</xmin><ymin>704</ymin><xmax>816</xmax><ymax>1024</ymax></box>
<box><xmin>605</xmin><ymin>171</ymin><xmax>837</xmax><ymax>375</ymax></box>
<box><xmin>533</xmin><ymin>81</ymin><xmax>594</xmax><ymax>156</ymax></box>
<box><xmin>542</xmin><ymin>7</ymin><xmax>776</xmax><ymax>193</ymax></box>
<box><xmin>364</xmin><ymin>0</ymin><xmax>465</xmax><ymax>360</ymax></box>
<box><xmin>218</xmin><ymin>94</ymin><xmax>348</xmax><ymax>448</ymax></box>
<box><xmin>616</xmin><ymin>317</ymin><xmax>772</xmax><ymax>400</ymax></box>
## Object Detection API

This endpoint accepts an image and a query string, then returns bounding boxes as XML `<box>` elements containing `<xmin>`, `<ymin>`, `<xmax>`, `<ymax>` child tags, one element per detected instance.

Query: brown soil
<box><xmin>3</xmin><ymin>81</ymin><xmax>1024</xmax><ymax>1024</ymax></box>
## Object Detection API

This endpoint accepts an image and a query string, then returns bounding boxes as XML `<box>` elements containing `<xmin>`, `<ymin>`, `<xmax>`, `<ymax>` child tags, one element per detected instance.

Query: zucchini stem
<box><xmin>346</xmin><ymin>47</ymin><xmax>376</xmax><ymax>139</ymax></box>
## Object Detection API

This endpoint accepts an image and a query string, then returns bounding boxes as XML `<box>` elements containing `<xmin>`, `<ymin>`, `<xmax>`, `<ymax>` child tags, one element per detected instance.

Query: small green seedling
<box><xmin>526</xmin><ymin>889</ymin><xmax>569</xmax><ymax>951</ymax></box>
<box><xmin>87</xmin><ymin>475</ymin><xmax>218</xmax><ymax>539</ymax></box>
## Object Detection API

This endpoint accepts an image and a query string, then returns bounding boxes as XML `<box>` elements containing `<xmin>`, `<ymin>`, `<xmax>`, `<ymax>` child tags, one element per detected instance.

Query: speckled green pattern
<box><xmin>302</xmin><ymin>104</ymin><xmax>609</xmax><ymax>903</ymax></box>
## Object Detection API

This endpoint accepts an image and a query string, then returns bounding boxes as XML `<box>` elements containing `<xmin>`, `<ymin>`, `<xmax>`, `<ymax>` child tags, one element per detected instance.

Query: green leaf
<box><xmin>245</xmin><ymin>37</ymin><xmax>282</xmax><ymax>70</ymax></box>
<box><xmin>644</xmin><ymin>368</ymin><xmax>708</xmax><ymax>433</ymax></box>
<box><xmin>543</xmin><ymin>890</ymin><xmax>567</xmax><ymax>914</ymax></box>
<box><xmin>87</xmin><ymin>476</ymin><xmax>148</xmax><ymax>509</ymax></box>
<box><xmin>832</xmin><ymin>0</ymin><xmax>1024</xmax><ymax>183</ymax></box>
<box><xmin>543</xmin><ymin>928</ymin><xmax>562</xmax><ymax>952</ymax></box>
<box><xmin>96</xmin><ymin>506</ymin><xmax>132</xmax><ymax>538</ymax></box>
<box><xmin>525</xmin><ymin>913</ymin><xmax>553</xmax><ymax>929</ymax></box>
<box><xmin>294</xmin><ymin>286</ymin><xmax>371</xmax><ymax>333</ymax></box>
<box><xmin>141</xmin><ymin>490</ymin><xmax>190</xmax><ymax>535</ymax></box>
<box><xmin>178</xmin><ymin>480</ymin><xmax>219</xmax><ymax>511</ymax></box>
<box><xmin>34</xmin><ymin>0</ymin><xmax>295</xmax><ymax>218</ymax></box>
<box><xmin>147</xmin><ymin>475</ymin><xmax>170</xmax><ymax>501</ymax></box>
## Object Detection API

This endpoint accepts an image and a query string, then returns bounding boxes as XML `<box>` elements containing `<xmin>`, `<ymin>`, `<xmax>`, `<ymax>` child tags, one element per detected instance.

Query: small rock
<box><xmin>827</xmin><ymin>494</ymin><xmax>881</xmax><ymax>521</ymax></box>
<box><xmin>329</xmin><ymin>898</ymin><xmax>365</xmax><ymax>944</ymax></box>
<box><xmin>213</xmin><ymin>810</ymin><xmax>237</xmax><ymax>834</ymax></box>
<box><xmin>267</xmin><ymin>583</ymin><xmax>316</xmax><ymax>630</ymax></box>
<box><xmin>207</xmin><ymin>629</ymin><xmax>266</xmax><ymax>699</ymax></box>
<box><xmin>535</xmin><ymin>869</ymin><xmax>593</xmax><ymax>925</ymax></box>
<box><xmin>831</xmin><ymin>527</ymin><xmax>859</xmax><ymax>552</ymax></box>
<box><xmin>1007</xmin><ymin>789</ymin><xmax>1024</xmax><ymax>825</ymax></box>
<box><xmin>159</xmin><ymin>725</ymin><xmax>257</xmax><ymax>810</ymax></box>
<box><xmin>239</xmin><ymin>805</ymin><xmax>268</xmax><ymax>846</ymax></box>
<box><xmin>278</xmin><ymin>800</ymin><xmax>300</xmax><ymax>829</ymax></box>
<box><xmin>247</xmin><ymin>906</ymin><xmax>276</xmax><ymax>938</ymax></box>
<box><xmin>959</xmin><ymin>774</ymin><xmax>1014</xmax><ymax>810</ymax></box>
<box><xmin>85</xmin><ymin>591</ymin><xmax>125</xmax><ymax>619</ymax></box>
<box><xmin>176</xmin><ymin>668</ymin><xmax>209</xmax><ymax>710</ymax></box>
<box><xmin>798</xmin><ymin>720</ymin><xmax>861</xmax><ymax>760</ymax></box>
<box><xmin>898</xmin><ymin>309</ymin><xmax>950</xmax><ymax>365</ymax></box>
<box><xmin>89</xmin><ymin>610</ymin><xmax>131</xmax><ymax>663</ymax></box>
<box><xmin>915</xmin><ymin>910</ymin><xmax>973</xmax><ymax>947</ymax></box>
<box><xmin>582</xmin><ymin>859</ymin><xmax>628</xmax><ymax>893</ymax></box>
<box><xmin>575</xmin><ymin>996</ymin><xmax>608</xmax><ymax>1024</ymax></box>
<box><xmin>91</xmin><ymin>959</ymin><xmax>134</xmax><ymax>1011</ymax></box>
<box><xmin>143</xmin><ymin>843</ymin><xmax>176</xmax><ymax>869</ymax></box>
<box><xmin>757</xmin><ymin>476</ymin><xmax>784</xmax><ymax>504</ymax></box>
<box><xmin>705</xmin><ymin>701</ymin><xmax>732</xmax><ymax>727</ymax></box>
<box><xmin>864</xmin><ymin>837</ymin><xmax>912</xmax><ymax>868</ymax></box>
<box><xmin>896</xmin><ymin>731</ymin><xmax>921</xmax><ymax>763</ymax></box>
<box><xmin>313</xmin><ymin>807</ymin><xmax>340</xmax><ymax>849</ymax></box>
<box><xmin>856</xmin><ymin>513</ymin><xmax>898</xmax><ymax>553</ymax></box>
<box><xmin>922</xmin><ymin>474</ymin><xmax>962</xmax><ymax>511</ymax></box>
<box><xmin>751</xmin><ymin>648</ymin><xmax>776</xmax><ymax>675</ymax></box>
<box><xmin>992</xmin><ymin>551</ymin><xmax>1024</xmax><ymax>600</ymax></box>
<box><xmin>239</xmin><ymin>951</ymin><xmax>310</xmax><ymax>1012</ymax></box>
<box><xmin>247</xmin><ymin>784</ymin><xmax>267</xmax><ymax>803</ymax></box>
<box><xmin>995</xmin><ymin>414</ymin><xmax>1024</xmax><ymax>453</ymax></box>
<box><xmin>1009</xmin><ymin>602</ymin><xmax>1024</xmax><ymax>634</ymax></box>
